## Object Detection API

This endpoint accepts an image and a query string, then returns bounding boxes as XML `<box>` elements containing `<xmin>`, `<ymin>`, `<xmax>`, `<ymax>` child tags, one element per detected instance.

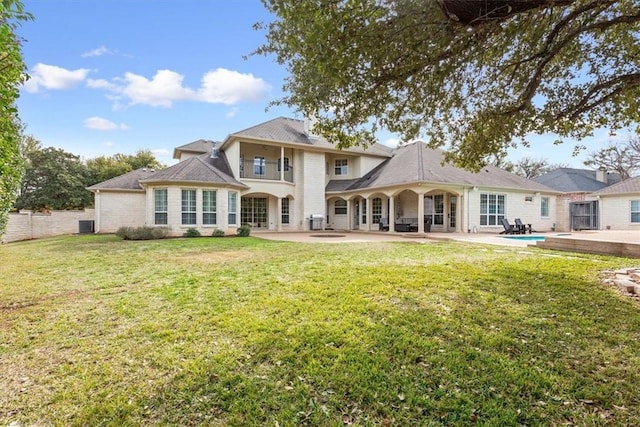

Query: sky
<box><xmin>15</xmin><ymin>0</ymin><xmax>629</xmax><ymax>168</ymax></box>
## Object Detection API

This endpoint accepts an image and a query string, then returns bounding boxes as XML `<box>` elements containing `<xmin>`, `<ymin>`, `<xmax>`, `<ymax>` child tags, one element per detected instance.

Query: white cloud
<box><xmin>23</xmin><ymin>63</ymin><xmax>91</xmax><ymax>93</ymax></box>
<box><xmin>197</xmin><ymin>68</ymin><xmax>269</xmax><ymax>105</ymax></box>
<box><xmin>91</xmin><ymin>68</ymin><xmax>269</xmax><ymax>108</ymax></box>
<box><xmin>84</xmin><ymin>116</ymin><xmax>129</xmax><ymax>131</ymax></box>
<box><xmin>151</xmin><ymin>148</ymin><xmax>171</xmax><ymax>157</ymax></box>
<box><xmin>121</xmin><ymin>70</ymin><xmax>195</xmax><ymax>107</ymax></box>
<box><xmin>81</xmin><ymin>46</ymin><xmax>115</xmax><ymax>58</ymax></box>
<box><xmin>102</xmin><ymin>141</ymin><xmax>115</xmax><ymax>147</ymax></box>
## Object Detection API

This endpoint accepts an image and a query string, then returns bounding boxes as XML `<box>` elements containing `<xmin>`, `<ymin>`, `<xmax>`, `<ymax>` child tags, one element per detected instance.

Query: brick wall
<box><xmin>1</xmin><ymin>209</ymin><xmax>95</xmax><ymax>244</ymax></box>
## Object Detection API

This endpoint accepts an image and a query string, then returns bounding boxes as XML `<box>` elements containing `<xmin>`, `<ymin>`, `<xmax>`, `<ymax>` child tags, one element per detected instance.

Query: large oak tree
<box><xmin>255</xmin><ymin>0</ymin><xmax>640</xmax><ymax>170</ymax></box>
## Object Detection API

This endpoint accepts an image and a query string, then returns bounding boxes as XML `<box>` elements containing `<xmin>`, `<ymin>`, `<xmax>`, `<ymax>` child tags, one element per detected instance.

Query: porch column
<box><xmin>418</xmin><ymin>192</ymin><xmax>425</xmax><ymax>233</ymax></box>
<box><xmin>277</xmin><ymin>197</ymin><xmax>283</xmax><ymax>231</ymax></box>
<box><xmin>346</xmin><ymin>199</ymin><xmax>351</xmax><ymax>230</ymax></box>
<box><xmin>389</xmin><ymin>195</ymin><xmax>395</xmax><ymax>233</ymax></box>
<box><xmin>280</xmin><ymin>146</ymin><xmax>285</xmax><ymax>181</ymax></box>
<box><xmin>366</xmin><ymin>196</ymin><xmax>372</xmax><ymax>231</ymax></box>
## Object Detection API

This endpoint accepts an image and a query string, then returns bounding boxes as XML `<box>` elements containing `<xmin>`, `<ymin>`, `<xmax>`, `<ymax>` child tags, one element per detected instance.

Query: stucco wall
<box><xmin>2</xmin><ymin>209</ymin><xmax>95</xmax><ymax>243</ymax></box>
<box><xmin>599</xmin><ymin>195</ymin><xmax>640</xmax><ymax>231</ymax></box>
<box><xmin>465</xmin><ymin>189</ymin><xmax>556</xmax><ymax>233</ymax></box>
<box><xmin>302</xmin><ymin>151</ymin><xmax>327</xmax><ymax>229</ymax></box>
<box><xmin>96</xmin><ymin>191</ymin><xmax>146</xmax><ymax>233</ymax></box>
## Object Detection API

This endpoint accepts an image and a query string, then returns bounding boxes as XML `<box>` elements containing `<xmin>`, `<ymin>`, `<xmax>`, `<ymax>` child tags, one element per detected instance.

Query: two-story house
<box><xmin>88</xmin><ymin>117</ymin><xmax>558</xmax><ymax>235</ymax></box>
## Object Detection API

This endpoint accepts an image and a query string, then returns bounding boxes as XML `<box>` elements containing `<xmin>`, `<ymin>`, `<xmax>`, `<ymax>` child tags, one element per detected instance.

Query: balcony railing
<box><xmin>240</xmin><ymin>158</ymin><xmax>293</xmax><ymax>182</ymax></box>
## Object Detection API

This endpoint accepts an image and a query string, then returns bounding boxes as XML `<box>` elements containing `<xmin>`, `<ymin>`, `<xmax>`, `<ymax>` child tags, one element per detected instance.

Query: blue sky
<box><xmin>16</xmin><ymin>0</ymin><xmax>625</xmax><ymax>167</ymax></box>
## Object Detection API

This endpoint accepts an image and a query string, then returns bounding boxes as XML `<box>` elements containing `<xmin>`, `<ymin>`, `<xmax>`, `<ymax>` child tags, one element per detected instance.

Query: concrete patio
<box><xmin>254</xmin><ymin>229</ymin><xmax>640</xmax><ymax>257</ymax></box>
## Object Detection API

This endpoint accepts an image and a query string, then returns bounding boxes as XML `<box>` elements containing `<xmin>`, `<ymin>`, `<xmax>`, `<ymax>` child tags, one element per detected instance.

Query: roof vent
<box><xmin>210</xmin><ymin>147</ymin><xmax>219</xmax><ymax>159</ymax></box>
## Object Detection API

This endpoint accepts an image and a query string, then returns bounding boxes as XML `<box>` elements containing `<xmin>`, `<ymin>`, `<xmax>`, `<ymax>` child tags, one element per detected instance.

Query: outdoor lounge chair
<box><xmin>514</xmin><ymin>218</ymin><xmax>534</xmax><ymax>234</ymax></box>
<box><xmin>500</xmin><ymin>218</ymin><xmax>521</xmax><ymax>235</ymax></box>
<box><xmin>379</xmin><ymin>217</ymin><xmax>389</xmax><ymax>231</ymax></box>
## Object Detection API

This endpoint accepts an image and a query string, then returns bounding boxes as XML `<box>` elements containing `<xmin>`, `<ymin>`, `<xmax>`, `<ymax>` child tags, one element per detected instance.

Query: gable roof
<box><xmin>591</xmin><ymin>175</ymin><xmax>640</xmax><ymax>196</ymax></box>
<box><xmin>172</xmin><ymin>139</ymin><xmax>216</xmax><ymax>159</ymax></box>
<box><xmin>533</xmin><ymin>168</ymin><xmax>623</xmax><ymax>193</ymax></box>
<box><xmin>327</xmin><ymin>142</ymin><xmax>556</xmax><ymax>193</ymax></box>
<box><xmin>224</xmin><ymin>117</ymin><xmax>393</xmax><ymax>157</ymax></box>
<box><xmin>87</xmin><ymin>168</ymin><xmax>158</xmax><ymax>192</ymax></box>
<box><xmin>140</xmin><ymin>151</ymin><xmax>246</xmax><ymax>188</ymax></box>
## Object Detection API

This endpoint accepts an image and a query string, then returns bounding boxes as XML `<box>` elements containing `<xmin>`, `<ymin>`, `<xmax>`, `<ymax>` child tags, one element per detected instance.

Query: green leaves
<box><xmin>257</xmin><ymin>0</ymin><xmax>640</xmax><ymax>170</ymax></box>
<box><xmin>16</xmin><ymin>147</ymin><xmax>93</xmax><ymax>211</ymax></box>
<box><xmin>0</xmin><ymin>0</ymin><xmax>30</xmax><ymax>233</ymax></box>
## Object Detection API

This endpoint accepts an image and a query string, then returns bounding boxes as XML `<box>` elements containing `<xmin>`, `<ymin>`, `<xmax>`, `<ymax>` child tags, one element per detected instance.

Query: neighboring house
<box><xmin>534</xmin><ymin>167</ymin><xmax>623</xmax><ymax>231</ymax></box>
<box><xmin>88</xmin><ymin>117</ymin><xmax>558</xmax><ymax>236</ymax></box>
<box><xmin>591</xmin><ymin>175</ymin><xmax>640</xmax><ymax>231</ymax></box>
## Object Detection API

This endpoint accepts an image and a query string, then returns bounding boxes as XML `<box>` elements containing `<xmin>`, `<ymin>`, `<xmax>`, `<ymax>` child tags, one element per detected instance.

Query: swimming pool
<box><xmin>503</xmin><ymin>235</ymin><xmax>546</xmax><ymax>241</ymax></box>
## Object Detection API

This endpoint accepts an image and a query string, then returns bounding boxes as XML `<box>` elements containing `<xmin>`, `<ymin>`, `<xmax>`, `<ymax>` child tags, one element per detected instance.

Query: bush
<box><xmin>212</xmin><ymin>229</ymin><xmax>226</xmax><ymax>237</ymax></box>
<box><xmin>116</xmin><ymin>226</ymin><xmax>169</xmax><ymax>240</ymax></box>
<box><xmin>237</xmin><ymin>224</ymin><xmax>251</xmax><ymax>237</ymax></box>
<box><xmin>183</xmin><ymin>228</ymin><xmax>201</xmax><ymax>238</ymax></box>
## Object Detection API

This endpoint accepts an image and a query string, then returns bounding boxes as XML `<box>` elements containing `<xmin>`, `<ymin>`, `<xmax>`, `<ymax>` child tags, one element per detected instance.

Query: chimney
<box><xmin>210</xmin><ymin>142</ymin><xmax>219</xmax><ymax>159</ymax></box>
<box><xmin>303</xmin><ymin>115</ymin><xmax>319</xmax><ymax>140</ymax></box>
<box><xmin>596</xmin><ymin>166</ymin><xmax>607</xmax><ymax>184</ymax></box>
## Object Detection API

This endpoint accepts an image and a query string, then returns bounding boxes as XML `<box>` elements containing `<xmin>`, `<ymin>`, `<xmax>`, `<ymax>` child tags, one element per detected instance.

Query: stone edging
<box><xmin>601</xmin><ymin>268</ymin><xmax>640</xmax><ymax>302</ymax></box>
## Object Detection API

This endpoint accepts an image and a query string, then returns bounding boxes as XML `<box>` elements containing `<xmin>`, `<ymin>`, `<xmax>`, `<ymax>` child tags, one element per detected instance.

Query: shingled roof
<box><xmin>592</xmin><ymin>175</ymin><xmax>640</xmax><ymax>196</ymax></box>
<box><xmin>326</xmin><ymin>142</ymin><xmax>556</xmax><ymax>193</ymax></box>
<box><xmin>140</xmin><ymin>152</ymin><xmax>246</xmax><ymax>188</ymax></box>
<box><xmin>87</xmin><ymin>168</ymin><xmax>158</xmax><ymax>191</ymax></box>
<box><xmin>225</xmin><ymin>117</ymin><xmax>394</xmax><ymax>157</ymax></box>
<box><xmin>533</xmin><ymin>168</ymin><xmax>622</xmax><ymax>193</ymax></box>
<box><xmin>172</xmin><ymin>139</ymin><xmax>217</xmax><ymax>159</ymax></box>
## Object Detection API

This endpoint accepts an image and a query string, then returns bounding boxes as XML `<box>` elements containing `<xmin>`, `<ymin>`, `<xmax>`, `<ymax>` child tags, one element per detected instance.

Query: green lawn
<box><xmin>1</xmin><ymin>235</ymin><xmax>639</xmax><ymax>426</ymax></box>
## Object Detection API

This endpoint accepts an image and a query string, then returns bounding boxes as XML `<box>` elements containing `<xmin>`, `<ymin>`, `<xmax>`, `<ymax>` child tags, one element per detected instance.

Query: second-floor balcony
<box><xmin>240</xmin><ymin>157</ymin><xmax>294</xmax><ymax>182</ymax></box>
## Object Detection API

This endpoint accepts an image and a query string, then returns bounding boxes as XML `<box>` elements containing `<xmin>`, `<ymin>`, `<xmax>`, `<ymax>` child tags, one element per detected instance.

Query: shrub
<box><xmin>183</xmin><ymin>228</ymin><xmax>201</xmax><ymax>238</ymax></box>
<box><xmin>212</xmin><ymin>229</ymin><xmax>226</xmax><ymax>237</ymax></box>
<box><xmin>116</xmin><ymin>226</ymin><xmax>169</xmax><ymax>240</ymax></box>
<box><xmin>237</xmin><ymin>224</ymin><xmax>251</xmax><ymax>237</ymax></box>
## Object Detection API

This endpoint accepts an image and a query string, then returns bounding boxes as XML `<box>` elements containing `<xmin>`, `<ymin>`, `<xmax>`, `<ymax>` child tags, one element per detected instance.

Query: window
<box><xmin>334</xmin><ymin>199</ymin><xmax>347</xmax><ymax>215</ymax></box>
<box><xmin>281</xmin><ymin>198</ymin><xmax>290</xmax><ymax>224</ymax></box>
<box><xmin>433</xmin><ymin>194</ymin><xmax>444</xmax><ymax>225</ymax></box>
<box><xmin>372</xmin><ymin>197</ymin><xmax>382</xmax><ymax>224</ymax></box>
<box><xmin>278</xmin><ymin>157</ymin><xmax>290</xmax><ymax>172</ymax></box>
<box><xmin>202</xmin><ymin>190</ymin><xmax>217</xmax><ymax>225</ymax></box>
<box><xmin>228</xmin><ymin>192</ymin><xmax>238</xmax><ymax>225</ymax></box>
<box><xmin>632</xmin><ymin>200</ymin><xmax>640</xmax><ymax>223</ymax></box>
<box><xmin>181</xmin><ymin>189</ymin><xmax>196</xmax><ymax>225</ymax></box>
<box><xmin>154</xmin><ymin>188</ymin><xmax>168</xmax><ymax>225</ymax></box>
<box><xmin>334</xmin><ymin>159</ymin><xmax>348</xmax><ymax>176</ymax></box>
<box><xmin>541</xmin><ymin>196</ymin><xmax>550</xmax><ymax>217</ymax></box>
<box><xmin>361</xmin><ymin>198</ymin><xmax>367</xmax><ymax>224</ymax></box>
<box><xmin>479</xmin><ymin>193</ymin><xmax>505</xmax><ymax>226</ymax></box>
<box><xmin>253</xmin><ymin>156</ymin><xmax>265</xmax><ymax>175</ymax></box>
<box><xmin>241</xmin><ymin>197</ymin><xmax>268</xmax><ymax>226</ymax></box>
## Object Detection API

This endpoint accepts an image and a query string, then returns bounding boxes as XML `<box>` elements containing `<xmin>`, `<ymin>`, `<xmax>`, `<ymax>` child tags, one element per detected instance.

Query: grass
<box><xmin>1</xmin><ymin>235</ymin><xmax>639</xmax><ymax>426</ymax></box>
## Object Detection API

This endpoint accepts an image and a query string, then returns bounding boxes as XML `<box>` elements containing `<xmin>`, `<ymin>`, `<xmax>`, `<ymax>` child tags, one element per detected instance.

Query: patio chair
<box><xmin>514</xmin><ymin>218</ymin><xmax>535</xmax><ymax>234</ymax></box>
<box><xmin>500</xmin><ymin>218</ymin><xmax>520</xmax><ymax>235</ymax></box>
<box><xmin>379</xmin><ymin>217</ymin><xmax>389</xmax><ymax>232</ymax></box>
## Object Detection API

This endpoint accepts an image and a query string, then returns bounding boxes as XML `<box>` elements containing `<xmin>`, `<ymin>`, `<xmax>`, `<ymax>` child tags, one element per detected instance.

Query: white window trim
<box><xmin>202</xmin><ymin>190</ymin><xmax>217</xmax><ymax>226</ymax></box>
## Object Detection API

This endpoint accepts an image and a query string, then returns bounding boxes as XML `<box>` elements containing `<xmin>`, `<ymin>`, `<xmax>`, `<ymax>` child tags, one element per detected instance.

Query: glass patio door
<box><xmin>241</xmin><ymin>197</ymin><xmax>268</xmax><ymax>228</ymax></box>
